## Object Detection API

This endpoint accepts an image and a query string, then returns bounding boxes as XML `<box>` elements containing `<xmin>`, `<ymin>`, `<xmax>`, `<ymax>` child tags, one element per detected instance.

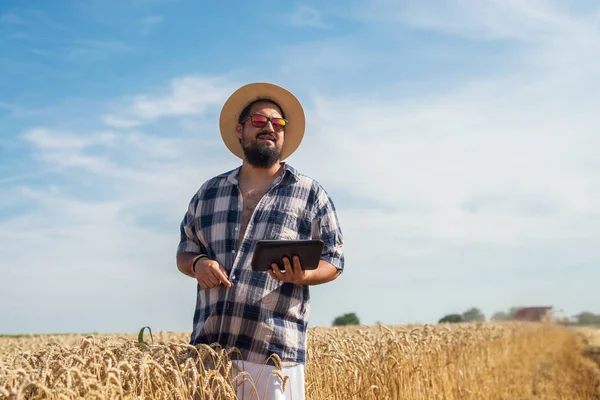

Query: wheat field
<box><xmin>576</xmin><ymin>326</ymin><xmax>600</xmax><ymax>348</ymax></box>
<box><xmin>574</xmin><ymin>326</ymin><xmax>600</xmax><ymax>371</ymax></box>
<box><xmin>1</xmin><ymin>322</ymin><xmax>599</xmax><ymax>399</ymax></box>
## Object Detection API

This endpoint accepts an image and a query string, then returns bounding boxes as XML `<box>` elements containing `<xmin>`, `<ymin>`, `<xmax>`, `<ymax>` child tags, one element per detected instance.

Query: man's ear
<box><xmin>235</xmin><ymin>124</ymin><xmax>243</xmax><ymax>140</ymax></box>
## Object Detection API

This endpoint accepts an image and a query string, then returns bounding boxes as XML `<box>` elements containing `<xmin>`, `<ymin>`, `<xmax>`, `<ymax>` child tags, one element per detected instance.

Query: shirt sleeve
<box><xmin>313</xmin><ymin>188</ymin><xmax>345</xmax><ymax>272</ymax></box>
<box><xmin>176</xmin><ymin>191</ymin><xmax>208</xmax><ymax>256</ymax></box>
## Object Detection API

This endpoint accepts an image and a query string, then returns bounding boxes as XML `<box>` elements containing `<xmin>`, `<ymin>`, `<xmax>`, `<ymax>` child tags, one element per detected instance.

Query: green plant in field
<box><xmin>138</xmin><ymin>326</ymin><xmax>154</xmax><ymax>345</ymax></box>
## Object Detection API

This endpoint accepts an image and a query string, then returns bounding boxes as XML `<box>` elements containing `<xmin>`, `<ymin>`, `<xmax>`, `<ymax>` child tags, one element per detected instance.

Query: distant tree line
<box><xmin>439</xmin><ymin>307</ymin><xmax>600</xmax><ymax>325</ymax></box>
<box><xmin>489</xmin><ymin>307</ymin><xmax>523</xmax><ymax>321</ymax></box>
<box><xmin>332</xmin><ymin>312</ymin><xmax>360</xmax><ymax>326</ymax></box>
<box><xmin>572</xmin><ymin>312</ymin><xmax>600</xmax><ymax>325</ymax></box>
<box><xmin>329</xmin><ymin>309</ymin><xmax>600</xmax><ymax>327</ymax></box>
<box><xmin>439</xmin><ymin>307</ymin><xmax>486</xmax><ymax>323</ymax></box>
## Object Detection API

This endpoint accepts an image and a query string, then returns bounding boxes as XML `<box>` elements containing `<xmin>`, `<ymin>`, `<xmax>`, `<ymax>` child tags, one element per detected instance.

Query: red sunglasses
<box><xmin>241</xmin><ymin>114</ymin><xmax>288</xmax><ymax>132</ymax></box>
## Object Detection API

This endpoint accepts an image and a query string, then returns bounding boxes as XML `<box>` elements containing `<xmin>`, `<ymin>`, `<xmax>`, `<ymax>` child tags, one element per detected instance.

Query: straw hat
<box><xmin>219</xmin><ymin>82</ymin><xmax>305</xmax><ymax>160</ymax></box>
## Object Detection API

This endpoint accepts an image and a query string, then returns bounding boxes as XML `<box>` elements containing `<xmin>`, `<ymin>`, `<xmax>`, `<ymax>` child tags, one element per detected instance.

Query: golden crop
<box><xmin>573</xmin><ymin>326</ymin><xmax>600</xmax><ymax>370</ymax></box>
<box><xmin>1</xmin><ymin>322</ymin><xmax>599</xmax><ymax>399</ymax></box>
<box><xmin>575</xmin><ymin>326</ymin><xmax>600</xmax><ymax>348</ymax></box>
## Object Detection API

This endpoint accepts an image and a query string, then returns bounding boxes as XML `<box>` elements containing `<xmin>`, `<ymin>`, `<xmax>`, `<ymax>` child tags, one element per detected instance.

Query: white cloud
<box><xmin>116</xmin><ymin>76</ymin><xmax>237</xmax><ymax>122</ymax></box>
<box><xmin>0</xmin><ymin>185</ymin><xmax>191</xmax><ymax>333</ymax></box>
<box><xmin>2</xmin><ymin>124</ymin><xmax>237</xmax><ymax>334</ymax></box>
<box><xmin>354</xmin><ymin>0</ymin><xmax>585</xmax><ymax>42</ymax></box>
<box><xmin>293</xmin><ymin>69</ymin><xmax>600</xmax><ymax>247</ymax></box>
<box><xmin>22</xmin><ymin>128</ymin><xmax>119</xmax><ymax>150</ymax></box>
<box><xmin>21</xmin><ymin>125</ymin><xmax>233</xmax><ymax>191</ymax></box>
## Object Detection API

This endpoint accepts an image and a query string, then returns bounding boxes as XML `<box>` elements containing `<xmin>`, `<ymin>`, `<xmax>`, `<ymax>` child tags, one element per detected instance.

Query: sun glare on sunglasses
<box><xmin>243</xmin><ymin>114</ymin><xmax>288</xmax><ymax>131</ymax></box>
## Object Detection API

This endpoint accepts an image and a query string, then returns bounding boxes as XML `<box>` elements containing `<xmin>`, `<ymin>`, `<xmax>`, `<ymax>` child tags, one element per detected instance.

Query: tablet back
<box><xmin>251</xmin><ymin>240</ymin><xmax>324</xmax><ymax>271</ymax></box>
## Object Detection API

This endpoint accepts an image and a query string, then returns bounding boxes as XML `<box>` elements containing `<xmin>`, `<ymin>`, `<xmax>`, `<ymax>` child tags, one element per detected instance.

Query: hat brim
<box><xmin>219</xmin><ymin>82</ymin><xmax>305</xmax><ymax>160</ymax></box>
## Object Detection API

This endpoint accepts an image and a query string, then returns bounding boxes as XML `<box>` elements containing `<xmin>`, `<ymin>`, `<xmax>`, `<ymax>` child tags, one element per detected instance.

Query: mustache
<box><xmin>257</xmin><ymin>132</ymin><xmax>276</xmax><ymax>140</ymax></box>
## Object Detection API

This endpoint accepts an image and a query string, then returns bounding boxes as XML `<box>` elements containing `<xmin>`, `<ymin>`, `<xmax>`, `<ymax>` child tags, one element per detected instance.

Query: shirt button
<box><xmin>235</xmin><ymin>227</ymin><xmax>239</xmax><ymax>231</ymax></box>
<box><xmin>231</xmin><ymin>275</ymin><xmax>236</xmax><ymax>280</ymax></box>
<box><xmin>231</xmin><ymin>250</ymin><xmax>235</xmax><ymax>254</ymax></box>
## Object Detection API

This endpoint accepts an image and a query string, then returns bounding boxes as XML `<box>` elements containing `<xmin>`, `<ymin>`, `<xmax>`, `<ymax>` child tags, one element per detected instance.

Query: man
<box><xmin>175</xmin><ymin>82</ymin><xmax>344</xmax><ymax>399</ymax></box>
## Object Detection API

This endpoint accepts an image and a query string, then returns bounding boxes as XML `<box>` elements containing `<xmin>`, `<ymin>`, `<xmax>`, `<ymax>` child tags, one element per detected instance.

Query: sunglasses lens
<box><xmin>250</xmin><ymin>115</ymin><xmax>268</xmax><ymax>127</ymax></box>
<box><xmin>271</xmin><ymin>118</ymin><xmax>286</xmax><ymax>131</ymax></box>
<box><xmin>248</xmin><ymin>115</ymin><xmax>286</xmax><ymax>131</ymax></box>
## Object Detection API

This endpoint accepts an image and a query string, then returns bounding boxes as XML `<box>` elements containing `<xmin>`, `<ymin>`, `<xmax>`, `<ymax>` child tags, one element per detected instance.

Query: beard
<box><xmin>241</xmin><ymin>133</ymin><xmax>283</xmax><ymax>168</ymax></box>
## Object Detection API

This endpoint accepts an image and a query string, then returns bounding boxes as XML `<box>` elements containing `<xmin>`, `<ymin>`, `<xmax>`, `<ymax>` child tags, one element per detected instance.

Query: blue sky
<box><xmin>1</xmin><ymin>0</ymin><xmax>599</xmax><ymax>334</ymax></box>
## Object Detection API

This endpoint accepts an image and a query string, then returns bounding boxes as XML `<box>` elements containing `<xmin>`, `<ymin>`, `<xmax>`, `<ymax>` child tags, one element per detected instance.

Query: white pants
<box><xmin>232</xmin><ymin>360</ymin><xmax>305</xmax><ymax>400</ymax></box>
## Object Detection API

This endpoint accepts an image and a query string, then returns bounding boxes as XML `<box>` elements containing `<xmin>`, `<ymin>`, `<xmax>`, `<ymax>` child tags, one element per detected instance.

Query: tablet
<box><xmin>250</xmin><ymin>239</ymin><xmax>324</xmax><ymax>272</ymax></box>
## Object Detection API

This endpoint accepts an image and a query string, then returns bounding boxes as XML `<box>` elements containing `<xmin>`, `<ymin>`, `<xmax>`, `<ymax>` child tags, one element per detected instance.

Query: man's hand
<box><xmin>268</xmin><ymin>256</ymin><xmax>306</xmax><ymax>284</ymax></box>
<box><xmin>195</xmin><ymin>258</ymin><xmax>232</xmax><ymax>289</ymax></box>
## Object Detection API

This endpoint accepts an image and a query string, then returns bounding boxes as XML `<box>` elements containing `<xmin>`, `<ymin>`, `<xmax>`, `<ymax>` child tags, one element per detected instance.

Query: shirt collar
<box><xmin>220</xmin><ymin>162</ymin><xmax>299</xmax><ymax>186</ymax></box>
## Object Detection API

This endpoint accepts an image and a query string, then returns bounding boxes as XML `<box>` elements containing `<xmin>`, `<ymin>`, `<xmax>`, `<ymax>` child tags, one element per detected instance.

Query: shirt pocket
<box><xmin>266</xmin><ymin>206</ymin><xmax>313</xmax><ymax>240</ymax></box>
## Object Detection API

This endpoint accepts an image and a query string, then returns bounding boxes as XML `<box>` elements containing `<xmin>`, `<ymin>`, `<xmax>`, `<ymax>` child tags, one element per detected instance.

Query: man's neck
<box><xmin>238</xmin><ymin>160</ymin><xmax>284</xmax><ymax>187</ymax></box>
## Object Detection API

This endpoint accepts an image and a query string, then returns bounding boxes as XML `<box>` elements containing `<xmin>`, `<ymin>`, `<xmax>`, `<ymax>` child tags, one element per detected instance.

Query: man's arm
<box><xmin>303</xmin><ymin>259</ymin><xmax>342</xmax><ymax>285</ymax></box>
<box><xmin>176</xmin><ymin>190</ymin><xmax>209</xmax><ymax>278</ymax></box>
<box><xmin>176</xmin><ymin>252</ymin><xmax>200</xmax><ymax>278</ymax></box>
<box><xmin>307</xmin><ymin>187</ymin><xmax>345</xmax><ymax>282</ymax></box>
<box><xmin>269</xmin><ymin>256</ymin><xmax>341</xmax><ymax>286</ymax></box>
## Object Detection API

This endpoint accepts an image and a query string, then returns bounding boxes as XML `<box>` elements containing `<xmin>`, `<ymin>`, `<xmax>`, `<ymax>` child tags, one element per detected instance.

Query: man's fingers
<box><xmin>283</xmin><ymin>257</ymin><xmax>293</xmax><ymax>275</ymax></box>
<box><xmin>292</xmin><ymin>256</ymin><xmax>303</xmax><ymax>278</ymax></box>
<box><xmin>269</xmin><ymin>257</ymin><xmax>305</xmax><ymax>284</ymax></box>
<box><xmin>198</xmin><ymin>261</ymin><xmax>231</xmax><ymax>288</ymax></box>
<box><xmin>219</xmin><ymin>265</ymin><xmax>229</xmax><ymax>277</ymax></box>
<box><xmin>292</xmin><ymin>255</ymin><xmax>301</xmax><ymax>268</ymax></box>
<box><xmin>205</xmin><ymin>273</ymin><xmax>219</xmax><ymax>286</ymax></box>
<box><xmin>215</xmin><ymin>266</ymin><xmax>232</xmax><ymax>287</ymax></box>
<box><xmin>270</xmin><ymin>263</ymin><xmax>285</xmax><ymax>280</ymax></box>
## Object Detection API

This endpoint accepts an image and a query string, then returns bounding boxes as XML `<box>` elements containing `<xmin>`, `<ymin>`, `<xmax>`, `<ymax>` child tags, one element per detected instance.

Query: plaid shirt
<box><xmin>177</xmin><ymin>163</ymin><xmax>344</xmax><ymax>365</ymax></box>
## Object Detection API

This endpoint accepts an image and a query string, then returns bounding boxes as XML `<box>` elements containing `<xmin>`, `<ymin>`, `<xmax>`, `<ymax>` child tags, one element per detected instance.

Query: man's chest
<box><xmin>196</xmin><ymin>185</ymin><xmax>315</xmax><ymax>254</ymax></box>
<box><xmin>239</xmin><ymin>190</ymin><xmax>267</xmax><ymax>240</ymax></box>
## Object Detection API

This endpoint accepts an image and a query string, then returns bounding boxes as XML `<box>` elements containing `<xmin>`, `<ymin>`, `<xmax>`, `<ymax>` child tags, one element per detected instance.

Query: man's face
<box><xmin>236</xmin><ymin>101</ymin><xmax>285</xmax><ymax>168</ymax></box>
